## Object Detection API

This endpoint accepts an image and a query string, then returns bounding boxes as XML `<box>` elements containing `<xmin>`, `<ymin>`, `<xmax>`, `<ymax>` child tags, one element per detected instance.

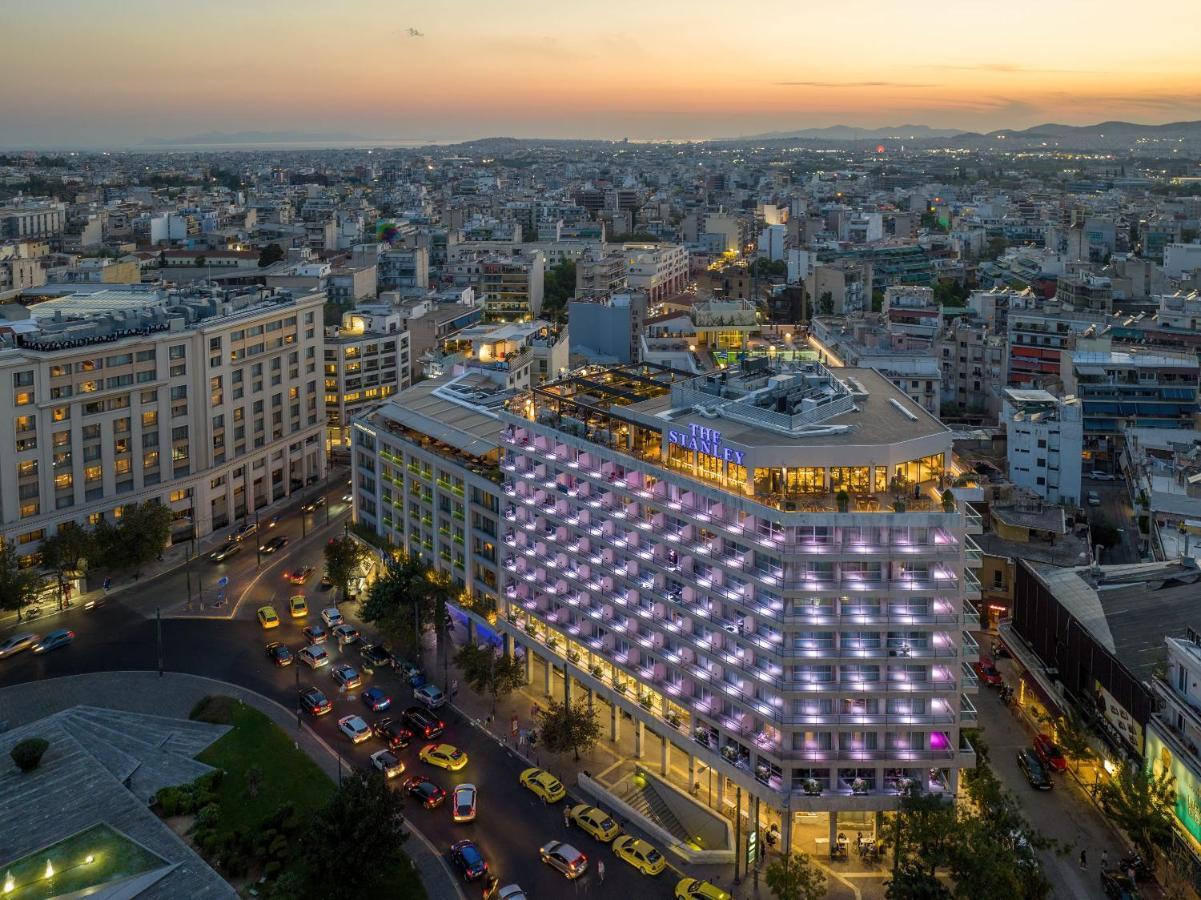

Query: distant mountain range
<box><xmin>741</xmin><ymin>124</ymin><xmax>964</xmax><ymax>141</ymax></box>
<box><xmin>737</xmin><ymin>119</ymin><xmax>1201</xmax><ymax>149</ymax></box>
<box><xmin>142</xmin><ymin>130</ymin><xmax>365</xmax><ymax>146</ymax></box>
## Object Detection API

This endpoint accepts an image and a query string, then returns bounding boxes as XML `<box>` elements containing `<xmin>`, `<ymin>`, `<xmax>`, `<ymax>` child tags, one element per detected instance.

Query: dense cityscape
<box><xmin>3</xmin><ymin>17</ymin><xmax>1201</xmax><ymax>900</ymax></box>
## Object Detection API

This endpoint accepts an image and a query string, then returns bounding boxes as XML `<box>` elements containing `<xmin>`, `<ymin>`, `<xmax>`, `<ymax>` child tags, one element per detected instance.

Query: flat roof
<box><xmin>366</xmin><ymin>371</ymin><xmax>509</xmax><ymax>458</ymax></box>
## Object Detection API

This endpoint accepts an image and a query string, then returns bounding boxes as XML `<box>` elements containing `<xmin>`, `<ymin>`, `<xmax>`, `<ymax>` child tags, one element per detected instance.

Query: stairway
<box><xmin>623</xmin><ymin>780</ymin><xmax>691</xmax><ymax>844</ymax></box>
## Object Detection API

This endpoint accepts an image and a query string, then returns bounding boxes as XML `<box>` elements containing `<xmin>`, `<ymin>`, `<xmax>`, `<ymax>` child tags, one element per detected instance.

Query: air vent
<box><xmin>890</xmin><ymin>398</ymin><xmax>919</xmax><ymax>421</ymax></box>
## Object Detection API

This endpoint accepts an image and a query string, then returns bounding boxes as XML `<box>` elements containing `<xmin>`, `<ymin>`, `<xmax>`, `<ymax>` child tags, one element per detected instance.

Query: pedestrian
<box><xmin>452</xmin><ymin>678</ymin><xmax>458</xmax><ymax>698</ymax></box>
<box><xmin>1101</xmin><ymin>849</ymin><xmax>1109</xmax><ymax>869</ymax></box>
<box><xmin>1079</xmin><ymin>848</ymin><xmax>1087</xmax><ymax>870</ymax></box>
<box><xmin>597</xmin><ymin>860</ymin><xmax>605</xmax><ymax>884</ymax></box>
<box><xmin>1126</xmin><ymin>865</ymin><xmax>1137</xmax><ymax>883</ymax></box>
<box><xmin>564</xmin><ymin>805</ymin><xmax>571</xmax><ymax>828</ymax></box>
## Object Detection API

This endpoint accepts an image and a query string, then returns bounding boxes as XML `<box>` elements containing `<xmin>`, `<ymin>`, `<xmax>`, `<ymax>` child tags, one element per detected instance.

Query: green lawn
<box><xmin>380</xmin><ymin>860</ymin><xmax>429</xmax><ymax>900</ymax></box>
<box><xmin>194</xmin><ymin>698</ymin><xmax>334</xmax><ymax>834</ymax></box>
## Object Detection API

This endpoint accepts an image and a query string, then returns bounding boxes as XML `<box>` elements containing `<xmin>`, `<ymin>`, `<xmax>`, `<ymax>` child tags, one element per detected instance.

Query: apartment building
<box><xmin>624</xmin><ymin>243</ymin><xmax>688</xmax><ymax>301</ymax></box>
<box><xmin>1148</xmin><ymin>629</ymin><xmax>1201</xmax><ymax>861</ymax></box>
<box><xmin>492</xmin><ymin>361</ymin><xmax>980</xmax><ymax>846</ymax></box>
<box><xmin>568</xmin><ymin>293</ymin><xmax>648</xmax><ymax>364</ymax></box>
<box><xmin>350</xmin><ymin>371</ymin><xmax>508</xmax><ymax>606</ymax></box>
<box><xmin>323</xmin><ymin>308</ymin><xmax>411</xmax><ymax>449</ymax></box>
<box><xmin>1002</xmin><ymin>389</ymin><xmax>1083</xmax><ymax>506</ymax></box>
<box><xmin>0</xmin><ymin>287</ymin><xmax>326</xmax><ymax>554</ymax></box>
<box><xmin>0</xmin><ymin>200</ymin><xmax>66</xmax><ymax>240</ymax></box>
<box><xmin>937</xmin><ymin>319</ymin><xmax>1006</xmax><ymax>419</ymax></box>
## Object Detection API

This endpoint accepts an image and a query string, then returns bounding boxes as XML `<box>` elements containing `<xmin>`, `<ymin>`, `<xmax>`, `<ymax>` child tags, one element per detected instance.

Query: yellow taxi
<box><xmin>613</xmin><ymin>836</ymin><xmax>666</xmax><ymax>876</ymax></box>
<box><xmin>675</xmin><ymin>878</ymin><xmax>732</xmax><ymax>900</ymax></box>
<box><xmin>567</xmin><ymin>803</ymin><xmax>620</xmax><ymax>842</ymax></box>
<box><xmin>519</xmin><ymin>767</ymin><xmax>566</xmax><ymax>803</ymax></box>
<box><xmin>289</xmin><ymin>595</ymin><xmax>308</xmax><ymax>618</ymax></box>
<box><xmin>418</xmin><ymin>742</ymin><xmax>468</xmax><ymax>771</ymax></box>
<box><xmin>257</xmin><ymin>605</ymin><xmax>280</xmax><ymax>629</ymax></box>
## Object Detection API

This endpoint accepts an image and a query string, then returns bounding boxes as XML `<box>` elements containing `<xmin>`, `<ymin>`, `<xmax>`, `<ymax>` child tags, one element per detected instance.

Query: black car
<box><xmin>260</xmin><ymin>535</ymin><xmax>289</xmax><ymax>554</ymax></box>
<box><xmin>301</xmin><ymin>496</ymin><xmax>326</xmax><ymax>512</ymax></box>
<box><xmin>300</xmin><ymin>687</ymin><xmax>332</xmax><ymax>716</ymax></box>
<box><xmin>265</xmin><ymin>641</ymin><xmax>293</xmax><ymax>667</ymax></box>
<box><xmin>372</xmin><ymin>716</ymin><xmax>413</xmax><ymax>749</ymax></box>
<box><xmin>449</xmin><ymin>840</ymin><xmax>488</xmax><ymax>881</ymax></box>
<box><xmin>403</xmin><ymin>775</ymin><xmax>447</xmax><ymax>809</ymax></box>
<box><xmin>402</xmin><ymin>705</ymin><xmax>445</xmax><ymax>740</ymax></box>
<box><xmin>1101</xmin><ymin>870</ymin><xmax>1141</xmax><ymax>900</ymax></box>
<box><xmin>360</xmin><ymin>643</ymin><xmax>393</xmax><ymax>671</ymax></box>
<box><xmin>1016</xmin><ymin>748</ymin><xmax>1053</xmax><ymax>790</ymax></box>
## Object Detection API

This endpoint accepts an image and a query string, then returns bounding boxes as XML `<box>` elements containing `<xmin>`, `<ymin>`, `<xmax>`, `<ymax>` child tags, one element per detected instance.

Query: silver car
<box><xmin>0</xmin><ymin>633</ymin><xmax>39</xmax><ymax>659</ymax></box>
<box><xmin>539</xmin><ymin>840</ymin><xmax>588</xmax><ymax>879</ymax></box>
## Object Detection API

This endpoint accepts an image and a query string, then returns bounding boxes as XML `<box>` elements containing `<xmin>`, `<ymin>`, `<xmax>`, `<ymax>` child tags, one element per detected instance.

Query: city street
<box><xmin>1084</xmin><ymin>474</ymin><xmax>1141</xmax><ymax>565</ymax></box>
<box><xmin>0</xmin><ymin>500</ymin><xmax>687</xmax><ymax>898</ymax></box>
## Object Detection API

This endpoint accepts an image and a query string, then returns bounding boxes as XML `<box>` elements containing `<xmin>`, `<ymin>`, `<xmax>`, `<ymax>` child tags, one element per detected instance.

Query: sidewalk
<box><xmin>416</xmin><ymin>620</ymin><xmax>875</xmax><ymax>900</ymax></box>
<box><xmin>0</xmin><ymin>670</ymin><xmax>465</xmax><ymax>900</ymax></box>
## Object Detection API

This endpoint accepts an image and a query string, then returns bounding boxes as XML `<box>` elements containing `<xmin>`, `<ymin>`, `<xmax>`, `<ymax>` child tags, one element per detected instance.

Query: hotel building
<box><xmin>494</xmin><ymin>360</ymin><xmax>980</xmax><ymax>845</ymax></box>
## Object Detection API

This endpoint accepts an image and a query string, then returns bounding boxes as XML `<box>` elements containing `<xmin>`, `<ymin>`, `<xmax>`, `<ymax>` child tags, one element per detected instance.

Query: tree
<box><xmin>360</xmin><ymin>553</ymin><xmax>454</xmax><ymax>659</ymax></box>
<box><xmin>1089</xmin><ymin>515</ymin><xmax>1120</xmax><ymax>550</ymax></box>
<box><xmin>195</xmin><ymin>254</ymin><xmax>207</xmax><ymax>269</ymax></box>
<box><xmin>97</xmin><ymin>501</ymin><xmax>173</xmax><ymax>575</ymax></box>
<box><xmin>1050</xmin><ymin>708</ymin><xmax>1095</xmax><ymax>774</ymax></box>
<box><xmin>541</xmin><ymin>259</ymin><xmax>576</xmax><ymax>322</ymax></box>
<box><xmin>886</xmin><ymin>791</ymin><xmax>959</xmax><ymax>885</ymax></box>
<box><xmin>1098</xmin><ymin>761</ymin><xmax>1176</xmax><ymax>867</ymax></box>
<box><xmin>245</xmin><ymin>764</ymin><xmax>264</xmax><ymax>799</ymax></box>
<box><xmin>323</xmin><ymin>535</ymin><xmax>368</xmax><ymax>602</ymax></box>
<box><xmin>39</xmin><ymin>521</ymin><xmax>95</xmax><ymax>609</ymax></box>
<box><xmin>817</xmin><ymin>291</ymin><xmax>834</xmax><ymax>316</ymax></box>
<box><xmin>296</xmin><ymin>770</ymin><xmax>408</xmax><ymax>899</ymax></box>
<box><xmin>258</xmin><ymin>242</ymin><xmax>284</xmax><ymax>267</ymax></box>
<box><xmin>0</xmin><ymin>538</ymin><xmax>42</xmax><ymax>622</ymax></box>
<box><xmin>764</xmin><ymin>851</ymin><xmax>826</xmax><ymax>900</ymax></box>
<box><xmin>886</xmin><ymin>860</ymin><xmax>951</xmax><ymax>900</ymax></box>
<box><xmin>536</xmin><ymin>698</ymin><xmax>602</xmax><ymax>761</ymax></box>
<box><xmin>455</xmin><ymin>643</ymin><xmax>526</xmax><ymax>713</ymax></box>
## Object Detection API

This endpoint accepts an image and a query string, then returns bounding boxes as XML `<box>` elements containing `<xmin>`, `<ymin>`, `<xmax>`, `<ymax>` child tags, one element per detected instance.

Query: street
<box><xmin>1084</xmin><ymin>474</ymin><xmax>1140</xmax><ymax>565</ymax></box>
<box><xmin>0</xmin><ymin>489</ymin><xmax>684</xmax><ymax>899</ymax></box>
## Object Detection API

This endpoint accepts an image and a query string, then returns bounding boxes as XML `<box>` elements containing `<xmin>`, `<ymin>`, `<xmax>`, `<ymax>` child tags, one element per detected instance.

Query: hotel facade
<box><xmin>491</xmin><ymin>361</ymin><xmax>980</xmax><ymax>845</ymax></box>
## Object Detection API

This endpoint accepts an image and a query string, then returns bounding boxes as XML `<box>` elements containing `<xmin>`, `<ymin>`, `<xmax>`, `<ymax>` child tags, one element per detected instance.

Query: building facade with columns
<box><xmin>494</xmin><ymin>360</ymin><xmax>980</xmax><ymax>848</ymax></box>
<box><xmin>0</xmin><ymin>287</ymin><xmax>326</xmax><ymax>556</ymax></box>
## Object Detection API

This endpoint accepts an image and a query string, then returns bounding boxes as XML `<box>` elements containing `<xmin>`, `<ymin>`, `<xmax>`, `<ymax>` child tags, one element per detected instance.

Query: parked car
<box><xmin>371</xmin><ymin>748</ymin><xmax>405</xmax><ymax>779</ymax></box>
<box><xmin>1087</xmin><ymin>491</ymin><xmax>1102</xmax><ymax>507</ymax></box>
<box><xmin>338</xmin><ymin>714</ymin><xmax>371</xmax><ymax>743</ymax></box>
<box><xmin>302</xmin><ymin>624</ymin><xmax>328</xmax><ymax>645</ymax></box>
<box><xmin>265</xmin><ymin>641</ymin><xmax>293</xmax><ymax>666</ymax></box>
<box><xmin>613</xmin><ymin>836</ymin><xmax>666</xmax><ymax>876</ymax></box>
<box><xmin>1101</xmin><ymin>870</ymin><xmax>1141</xmax><ymax>900</ymax></box>
<box><xmin>453</xmin><ymin>784</ymin><xmax>478</xmax><ymax>822</ymax></box>
<box><xmin>31</xmin><ymin>629</ymin><xmax>74</xmax><ymax>654</ymax></box>
<box><xmin>1017</xmin><ymin>748</ymin><xmax>1053</xmax><ymax>790</ymax></box>
<box><xmin>538</xmin><ymin>841</ymin><xmax>587</xmax><ymax>879</ymax></box>
<box><xmin>299</xmin><ymin>687</ymin><xmax>332</xmax><ymax>716</ymax></box>
<box><xmin>414</xmin><ymin>684</ymin><xmax>447</xmax><ymax>709</ymax></box>
<box><xmin>361</xmin><ymin>687</ymin><xmax>391</xmax><ymax>712</ymax></box>
<box><xmin>319</xmin><ymin>574</ymin><xmax>334</xmax><ymax>590</ymax></box>
<box><xmin>1033</xmin><ymin>734</ymin><xmax>1068</xmax><ymax>773</ymax></box>
<box><xmin>360</xmin><ymin>644</ymin><xmax>392</xmax><ymax>671</ymax></box>
<box><xmin>1090</xmin><ymin>471</ymin><xmax>1117</xmax><ymax>482</ymax></box>
<box><xmin>675</xmin><ymin>878</ymin><xmax>733</xmax><ymax>900</ymax></box>
<box><xmin>259</xmin><ymin>536</ymin><xmax>289</xmax><ymax>554</ymax></box>
<box><xmin>287</xmin><ymin>566</ymin><xmax>315</xmax><ymax>585</ymax></box>
<box><xmin>321</xmin><ymin>607</ymin><xmax>344</xmax><ymax>629</ymax></box>
<box><xmin>449</xmin><ymin>839</ymin><xmax>489</xmax><ymax>881</ymax></box>
<box><xmin>973</xmin><ymin>657</ymin><xmax>1003</xmax><ymax>687</ymax></box>
<box><xmin>567</xmin><ymin>803</ymin><xmax>619</xmax><ymax>842</ymax></box>
<box><xmin>298</xmin><ymin>645</ymin><xmax>330</xmax><ymax>669</ymax></box>
<box><xmin>209</xmin><ymin>541</ymin><xmax>242</xmax><ymax>562</ymax></box>
<box><xmin>402</xmin><ymin>706</ymin><xmax>445</xmax><ymax>739</ymax></box>
<box><xmin>403</xmin><ymin>775</ymin><xmax>447</xmax><ymax>809</ymax></box>
<box><xmin>372</xmin><ymin>716</ymin><xmax>413</xmax><ymax>749</ymax></box>
<box><xmin>519</xmin><ymin>767</ymin><xmax>565</xmax><ymax>803</ymax></box>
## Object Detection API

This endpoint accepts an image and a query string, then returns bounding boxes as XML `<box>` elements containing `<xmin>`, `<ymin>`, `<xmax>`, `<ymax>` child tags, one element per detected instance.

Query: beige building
<box><xmin>324</xmin><ymin>309</ymin><xmax>411</xmax><ymax>450</ymax></box>
<box><xmin>0</xmin><ymin>287</ymin><xmax>326</xmax><ymax>555</ymax></box>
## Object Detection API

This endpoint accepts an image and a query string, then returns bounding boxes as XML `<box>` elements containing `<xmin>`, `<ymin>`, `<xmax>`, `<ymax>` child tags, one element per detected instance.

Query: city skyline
<box><xmin>4</xmin><ymin>0</ymin><xmax>1200</xmax><ymax>147</ymax></box>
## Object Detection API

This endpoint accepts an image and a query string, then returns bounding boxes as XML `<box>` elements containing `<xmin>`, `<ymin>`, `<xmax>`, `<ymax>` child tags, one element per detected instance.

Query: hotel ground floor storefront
<box><xmin>449</xmin><ymin>598</ymin><xmax>968</xmax><ymax>863</ymax></box>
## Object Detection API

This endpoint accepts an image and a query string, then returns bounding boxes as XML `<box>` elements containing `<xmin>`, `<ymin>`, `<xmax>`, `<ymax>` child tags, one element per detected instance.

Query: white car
<box><xmin>371</xmin><ymin>748</ymin><xmax>405</xmax><ymax>778</ymax></box>
<box><xmin>321</xmin><ymin>607</ymin><xmax>344</xmax><ymax>629</ymax></box>
<box><xmin>1090</xmin><ymin>471</ymin><xmax>1117</xmax><ymax>481</ymax></box>
<box><xmin>298</xmin><ymin>645</ymin><xmax>330</xmax><ymax>669</ymax></box>
<box><xmin>414</xmin><ymin>683</ymin><xmax>447</xmax><ymax>709</ymax></box>
<box><xmin>338</xmin><ymin>714</ymin><xmax>371</xmax><ymax>743</ymax></box>
<box><xmin>332</xmin><ymin>623</ymin><xmax>360</xmax><ymax>647</ymax></box>
<box><xmin>499</xmin><ymin>887</ymin><xmax>527</xmax><ymax>900</ymax></box>
<box><xmin>0</xmin><ymin>633</ymin><xmax>39</xmax><ymax>659</ymax></box>
<box><xmin>453</xmin><ymin>783</ymin><xmax>478</xmax><ymax>822</ymax></box>
<box><xmin>1087</xmin><ymin>491</ymin><xmax>1102</xmax><ymax>507</ymax></box>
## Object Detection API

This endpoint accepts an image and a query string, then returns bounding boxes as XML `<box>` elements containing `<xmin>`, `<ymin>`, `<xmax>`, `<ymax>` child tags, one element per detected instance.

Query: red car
<box><xmin>1033</xmin><ymin>733</ymin><xmax>1067</xmax><ymax>773</ymax></box>
<box><xmin>973</xmin><ymin>657</ymin><xmax>1004</xmax><ymax>687</ymax></box>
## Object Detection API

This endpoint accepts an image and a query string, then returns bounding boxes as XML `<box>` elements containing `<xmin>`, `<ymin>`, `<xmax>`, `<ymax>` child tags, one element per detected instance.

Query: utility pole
<box><xmin>156</xmin><ymin>607</ymin><xmax>163</xmax><ymax>677</ymax></box>
<box><xmin>186</xmin><ymin>549</ymin><xmax>193</xmax><ymax>602</ymax></box>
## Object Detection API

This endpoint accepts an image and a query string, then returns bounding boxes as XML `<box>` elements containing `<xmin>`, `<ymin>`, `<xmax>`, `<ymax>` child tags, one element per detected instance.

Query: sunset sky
<box><xmin>3</xmin><ymin>0</ymin><xmax>1200</xmax><ymax>147</ymax></box>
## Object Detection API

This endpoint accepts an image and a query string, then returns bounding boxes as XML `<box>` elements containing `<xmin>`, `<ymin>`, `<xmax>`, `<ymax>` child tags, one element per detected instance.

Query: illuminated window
<box><xmin>55</xmin><ymin>472</ymin><xmax>72</xmax><ymax>489</ymax></box>
<box><xmin>18</xmin><ymin>460</ymin><xmax>37</xmax><ymax>477</ymax></box>
<box><xmin>114</xmin><ymin>459</ymin><xmax>131</xmax><ymax>475</ymax></box>
<box><xmin>143</xmin><ymin>450</ymin><xmax>159</xmax><ymax>468</ymax></box>
<box><xmin>142</xmin><ymin>410</ymin><xmax>157</xmax><ymax>428</ymax></box>
<box><xmin>20</xmin><ymin>501</ymin><xmax>39</xmax><ymax>518</ymax></box>
<box><xmin>52</xmin><ymin>406</ymin><xmax>69</xmax><ymax>422</ymax></box>
<box><xmin>79</xmin><ymin>380</ymin><xmax>98</xmax><ymax>393</ymax></box>
<box><xmin>85</xmin><ymin>466</ymin><xmax>102</xmax><ymax>483</ymax></box>
<box><xmin>14</xmin><ymin>415</ymin><xmax>35</xmax><ymax>433</ymax></box>
<box><xmin>14</xmin><ymin>391</ymin><xmax>33</xmax><ymax>406</ymax></box>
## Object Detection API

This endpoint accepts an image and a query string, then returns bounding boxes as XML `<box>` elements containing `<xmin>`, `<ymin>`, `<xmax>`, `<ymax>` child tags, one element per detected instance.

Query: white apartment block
<box><xmin>624</xmin><ymin>243</ymin><xmax>688</xmax><ymax>301</ymax></box>
<box><xmin>1148</xmin><ymin>629</ymin><xmax>1201</xmax><ymax>855</ymax></box>
<box><xmin>0</xmin><ymin>288</ymin><xmax>326</xmax><ymax>553</ymax></box>
<box><xmin>324</xmin><ymin>309</ymin><xmax>411</xmax><ymax>450</ymax></box>
<box><xmin>1002</xmin><ymin>389</ymin><xmax>1083</xmax><ymax>507</ymax></box>
<box><xmin>350</xmin><ymin>371</ymin><xmax>508</xmax><ymax>605</ymax></box>
<box><xmin>490</xmin><ymin>361</ymin><xmax>980</xmax><ymax>845</ymax></box>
